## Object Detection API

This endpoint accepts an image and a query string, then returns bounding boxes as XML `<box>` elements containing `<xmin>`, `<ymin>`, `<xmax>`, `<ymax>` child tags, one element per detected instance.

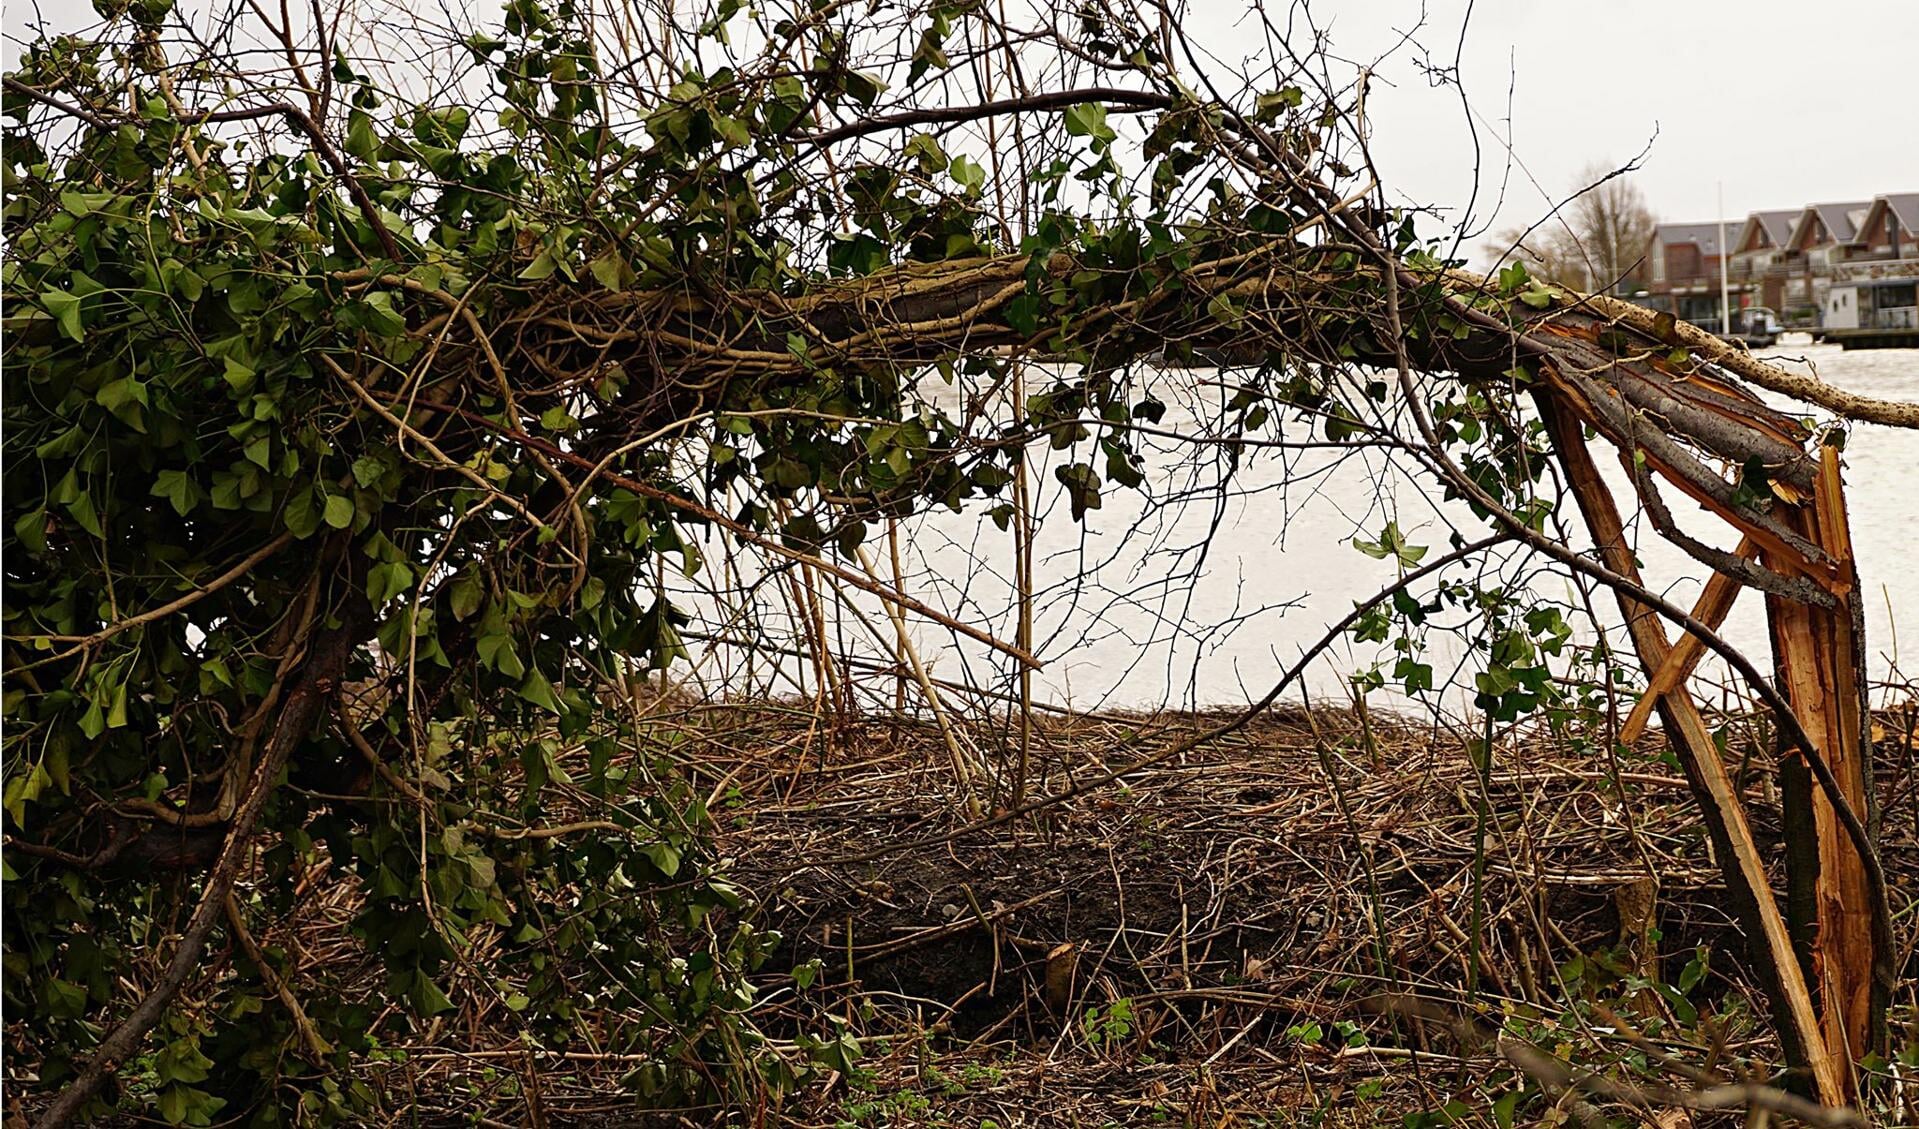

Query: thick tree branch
<box><xmin>1583</xmin><ymin>291</ymin><xmax>1919</xmax><ymax>430</ymax></box>
<box><xmin>35</xmin><ymin>584</ymin><xmax>371</xmax><ymax>1128</ymax></box>
<box><xmin>804</xmin><ymin>87</ymin><xmax>1173</xmax><ymax>146</ymax></box>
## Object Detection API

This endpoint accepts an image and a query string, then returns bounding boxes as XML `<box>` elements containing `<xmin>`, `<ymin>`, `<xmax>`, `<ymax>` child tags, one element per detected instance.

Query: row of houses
<box><xmin>1642</xmin><ymin>192</ymin><xmax>1918</xmax><ymax>333</ymax></box>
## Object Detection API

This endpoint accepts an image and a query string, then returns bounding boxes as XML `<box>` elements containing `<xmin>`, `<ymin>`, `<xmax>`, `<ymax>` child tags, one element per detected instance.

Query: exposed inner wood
<box><xmin>1762</xmin><ymin>446</ymin><xmax>1881</xmax><ymax>1084</ymax></box>
<box><xmin>1618</xmin><ymin>538</ymin><xmax>1757</xmax><ymax>745</ymax></box>
<box><xmin>1537</xmin><ymin>399</ymin><xmax>1845</xmax><ymax>1105</ymax></box>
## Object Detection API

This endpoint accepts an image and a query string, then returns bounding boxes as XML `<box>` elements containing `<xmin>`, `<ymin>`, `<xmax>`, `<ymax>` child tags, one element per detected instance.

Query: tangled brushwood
<box><xmin>4</xmin><ymin>0</ymin><xmax>1917</xmax><ymax>1124</ymax></box>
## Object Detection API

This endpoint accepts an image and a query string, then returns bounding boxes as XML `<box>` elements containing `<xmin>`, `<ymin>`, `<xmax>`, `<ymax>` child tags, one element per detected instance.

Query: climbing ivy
<box><xmin>0</xmin><ymin>0</ymin><xmax>1596</xmax><ymax>1120</ymax></box>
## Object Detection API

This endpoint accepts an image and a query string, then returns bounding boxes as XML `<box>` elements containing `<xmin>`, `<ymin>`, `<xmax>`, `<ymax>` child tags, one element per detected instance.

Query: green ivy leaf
<box><xmin>96</xmin><ymin>376</ymin><xmax>148</xmax><ymax>429</ymax></box>
<box><xmin>39</xmin><ymin>290</ymin><xmax>83</xmax><ymax>342</ymax></box>
<box><xmin>949</xmin><ymin>154</ymin><xmax>985</xmax><ymax>194</ymax></box>
<box><xmin>841</xmin><ymin>69</ymin><xmax>888</xmax><ymax>107</ymax></box>
<box><xmin>283</xmin><ymin>489</ymin><xmax>320</xmax><ymax>537</ymax></box>
<box><xmin>1253</xmin><ymin>85</ymin><xmax>1303</xmax><ymax>121</ymax></box>
<box><xmin>367</xmin><ymin>560</ymin><xmax>415</xmax><ymax>604</ymax></box>
<box><xmin>358</xmin><ymin>291</ymin><xmax>407</xmax><ymax>337</ymax></box>
<box><xmin>169</xmin><ymin>262</ymin><xmax>205</xmax><ymax>302</ymax></box>
<box><xmin>323</xmin><ymin>494</ymin><xmax>355</xmax><ymax>529</ymax></box>
<box><xmin>156</xmin><ymin>1037</ymin><xmax>215</xmax><ymax>1084</ymax></box>
<box><xmin>346</xmin><ymin>109</ymin><xmax>380</xmax><ymax>161</ymax></box>
<box><xmin>1062</xmin><ymin>102</ymin><xmax>1115</xmax><ymax>143</ymax></box>
<box><xmin>588</xmin><ymin>250</ymin><xmax>628</xmax><ymax>291</ymax></box>
<box><xmin>903</xmin><ymin>133</ymin><xmax>947</xmax><ymax>174</ymax></box>
<box><xmin>1518</xmin><ymin>284</ymin><xmax>1557</xmax><ymax>309</ymax></box>
<box><xmin>1492</xmin><ymin>1089</ymin><xmax>1522</xmax><ymax>1129</ymax></box>
<box><xmin>579</xmin><ymin>576</ymin><xmax>606</xmax><ymax>610</ymax></box>
<box><xmin>1352</xmin><ymin>521</ymin><xmax>1425</xmax><ymax>568</ymax></box>
<box><xmin>221</xmin><ymin>356</ymin><xmax>256</xmax><ymax>392</ymax></box>
<box><xmin>642</xmin><ymin>841</ymin><xmax>682</xmax><ymax>878</ymax></box>
<box><xmin>517</xmin><ymin>666</ymin><xmax>562</xmax><ymax>714</ymax></box>
<box><xmin>12</xmin><ymin>508</ymin><xmax>48</xmax><ymax>553</ymax></box>
<box><xmin>65</xmin><ymin>491</ymin><xmax>105</xmax><ymax>538</ymax></box>
<box><xmin>519</xmin><ymin>249</ymin><xmax>559</xmax><ymax>281</ymax></box>
<box><xmin>407</xmin><ymin>971</ymin><xmax>455</xmax><ymax>1016</ymax></box>
<box><xmin>352</xmin><ymin>454</ymin><xmax>387</xmax><ymax>488</ymax></box>
<box><xmin>41</xmin><ymin>976</ymin><xmax>87</xmax><ymax>1019</ymax></box>
<box><xmin>105</xmin><ymin>678</ymin><xmax>130</xmax><ymax>729</ymax></box>
<box><xmin>476</xmin><ymin>629</ymin><xmax>524</xmax><ymax>678</ymax></box>
<box><xmin>1054</xmin><ymin>463</ymin><xmax>1102</xmax><ymax>520</ymax></box>
<box><xmin>449</xmin><ymin>573</ymin><xmax>484</xmax><ymax>621</ymax></box>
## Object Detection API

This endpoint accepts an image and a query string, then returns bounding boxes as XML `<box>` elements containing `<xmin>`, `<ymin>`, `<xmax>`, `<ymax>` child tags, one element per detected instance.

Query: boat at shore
<box><xmin>1716</xmin><ymin>306</ymin><xmax>1784</xmax><ymax>348</ymax></box>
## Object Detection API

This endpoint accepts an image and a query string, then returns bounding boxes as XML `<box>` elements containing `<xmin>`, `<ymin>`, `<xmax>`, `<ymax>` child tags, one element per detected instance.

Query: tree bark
<box><xmin>35</xmin><ymin>589</ymin><xmax>372</xmax><ymax>1128</ymax></box>
<box><xmin>1762</xmin><ymin>446</ymin><xmax>1886</xmax><ymax>1081</ymax></box>
<box><xmin>1537</xmin><ymin>395</ymin><xmax>1845</xmax><ymax>1104</ymax></box>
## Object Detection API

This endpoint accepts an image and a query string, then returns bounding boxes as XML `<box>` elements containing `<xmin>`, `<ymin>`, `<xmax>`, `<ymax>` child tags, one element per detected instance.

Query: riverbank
<box><xmin>718</xmin><ymin>697</ymin><xmax>1917</xmax><ymax>1128</ymax></box>
<box><xmin>78</xmin><ymin>691</ymin><xmax>1901</xmax><ymax>1128</ymax></box>
<box><xmin>13</xmin><ymin>691</ymin><xmax>1917</xmax><ymax>1126</ymax></box>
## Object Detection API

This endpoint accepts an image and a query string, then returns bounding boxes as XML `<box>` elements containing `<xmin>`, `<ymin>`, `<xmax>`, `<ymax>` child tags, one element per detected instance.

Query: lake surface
<box><xmin>678</xmin><ymin>343</ymin><xmax>1917</xmax><ymax>716</ymax></box>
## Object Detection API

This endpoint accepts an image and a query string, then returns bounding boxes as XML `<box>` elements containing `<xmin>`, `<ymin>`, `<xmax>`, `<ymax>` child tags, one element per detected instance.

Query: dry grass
<box><xmin>709</xmin><ymin>699</ymin><xmax>1912</xmax><ymax>1129</ymax></box>
<box><xmin>16</xmin><ymin>691</ymin><xmax>1919</xmax><ymax>1127</ymax></box>
<box><xmin>389</xmin><ymin>688</ymin><xmax>1919</xmax><ymax>1126</ymax></box>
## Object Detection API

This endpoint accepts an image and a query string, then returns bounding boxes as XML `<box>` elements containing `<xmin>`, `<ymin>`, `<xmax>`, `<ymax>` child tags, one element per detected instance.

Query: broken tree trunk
<box><xmin>1522</xmin><ymin>336</ymin><xmax>1885</xmax><ymax>1101</ymax></box>
<box><xmin>1763</xmin><ymin>445</ymin><xmax>1885</xmax><ymax>1080</ymax></box>
<box><xmin>1536</xmin><ymin>399</ymin><xmax>1844</xmax><ymax>1104</ymax></box>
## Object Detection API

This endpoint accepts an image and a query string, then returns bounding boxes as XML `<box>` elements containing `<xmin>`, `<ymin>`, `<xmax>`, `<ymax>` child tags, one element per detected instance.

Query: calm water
<box><xmin>678</xmin><ymin>344</ymin><xmax>1917</xmax><ymax>714</ymax></box>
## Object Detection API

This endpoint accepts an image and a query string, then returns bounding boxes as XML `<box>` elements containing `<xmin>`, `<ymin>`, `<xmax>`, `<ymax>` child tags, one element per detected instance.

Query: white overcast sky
<box><xmin>6</xmin><ymin>0</ymin><xmax>1915</xmax><ymax>242</ymax></box>
<box><xmin>1172</xmin><ymin>0</ymin><xmax>1918</xmax><ymax>241</ymax></box>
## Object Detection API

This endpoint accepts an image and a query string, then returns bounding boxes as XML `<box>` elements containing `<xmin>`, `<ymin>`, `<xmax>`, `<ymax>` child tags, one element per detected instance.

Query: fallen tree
<box><xmin>3</xmin><ymin>0</ymin><xmax>1911</xmax><ymax>1121</ymax></box>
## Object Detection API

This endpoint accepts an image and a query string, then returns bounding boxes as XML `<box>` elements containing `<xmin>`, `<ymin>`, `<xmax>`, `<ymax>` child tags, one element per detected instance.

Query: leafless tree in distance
<box><xmin>1491</xmin><ymin>160</ymin><xmax>1657</xmax><ymax>294</ymax></box>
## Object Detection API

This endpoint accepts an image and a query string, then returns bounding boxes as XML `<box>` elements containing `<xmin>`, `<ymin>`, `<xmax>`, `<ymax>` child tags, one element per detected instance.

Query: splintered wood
<box><xmin>1537</xmin><ymin>400</ymin><xmax>1845</xmax><ymax>1103</ymax></box>
<box><xmin>1761</xmin><ymin>446</ymin><xmax>1879</xmax><ymax>1082</ymax></box>
<box><xmin>1535</xmin><ymin>366</ymin><xmax>1880</xmax><ymax>1104</ymax></box>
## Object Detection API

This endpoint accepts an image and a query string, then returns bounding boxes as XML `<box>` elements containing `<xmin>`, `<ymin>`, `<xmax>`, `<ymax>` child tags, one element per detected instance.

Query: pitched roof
<box><xmin>1790</xmin><ymin>200</ymin><xmax>1873</xmax><ymax>248</ymax></box>
<box><xmin>1654</xmin><ymin>221</ymin><xmax>1738</xmax><ymax>257</ymax></box>
<box><xmin>1861</xmin><ymin>192</ymin><xmax>1919</xmax><ymax>240</ymax></box>
<box><xmin>1735</xmin><ymin>209</ymin><xmax>1801</xmax><ymax>254</ymax></box>
<box><xmin>1888</xmin><ymin>193</ymin><xmax>1919</xmax><ymax>234</ymax></box>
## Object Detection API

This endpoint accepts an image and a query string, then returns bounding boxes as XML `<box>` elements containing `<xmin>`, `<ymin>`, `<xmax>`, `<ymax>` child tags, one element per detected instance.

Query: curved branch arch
<box><xmin>5</xmin><ymin>1</ymin><xmax>1906</xmax><ymax>1119</ymax></box>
